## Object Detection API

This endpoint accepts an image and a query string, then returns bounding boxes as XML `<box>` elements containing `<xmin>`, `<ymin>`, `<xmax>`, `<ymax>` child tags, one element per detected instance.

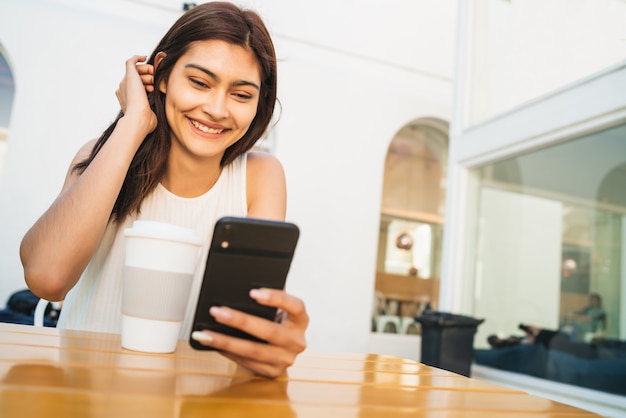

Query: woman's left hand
<box><xmin>191</xmin><ymin>288</ymin><xmax>308</xmax><ymax>378</ymax></box>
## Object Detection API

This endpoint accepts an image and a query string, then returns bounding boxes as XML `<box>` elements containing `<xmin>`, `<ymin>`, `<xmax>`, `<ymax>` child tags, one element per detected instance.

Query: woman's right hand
<box><xmin>115</xmin><ymin>55</ymin><xmax>157</xmax><ymax>136</ymax></box>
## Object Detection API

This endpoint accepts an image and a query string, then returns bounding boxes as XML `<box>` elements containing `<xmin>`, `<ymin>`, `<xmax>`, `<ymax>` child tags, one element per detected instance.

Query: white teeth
<box><xmin>191</xmin><ymin>119</ymin><xmax>224</xmax><ymax>134</ymax></box>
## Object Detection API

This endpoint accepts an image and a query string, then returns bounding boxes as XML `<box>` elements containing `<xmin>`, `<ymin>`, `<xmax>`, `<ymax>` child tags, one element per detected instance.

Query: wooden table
<box><xmin>0</xmin><ymin>322</ymin><xmax>599</xmax><ymax>417</ymax></box>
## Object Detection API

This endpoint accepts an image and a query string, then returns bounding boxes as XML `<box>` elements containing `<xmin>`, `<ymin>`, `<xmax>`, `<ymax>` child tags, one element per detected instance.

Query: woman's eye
<box><xmin>233</xmin><ymin>93</ymin><xmax>253</xmax><ymax>100</ymax></box>
<box><xmin>190</xmin><ymin>78</ymin><xmax>208</xmax><ymax>88</ymax></box>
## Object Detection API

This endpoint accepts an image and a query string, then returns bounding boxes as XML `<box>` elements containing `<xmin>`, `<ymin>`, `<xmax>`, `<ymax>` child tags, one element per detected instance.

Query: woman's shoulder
<box><xmin>246</xmin><ymin>151</ymin><xmax>284</xmax><ymax>179</ymax></box>
<box><xmin>246</xmin><ymin>151</ymin><xmax>280</xmax><ymax>164</ymax></box>
<box><xmin>245</xmin><ymin>151</ymin><xmax>286</xmax><ymax>219</ymax></box>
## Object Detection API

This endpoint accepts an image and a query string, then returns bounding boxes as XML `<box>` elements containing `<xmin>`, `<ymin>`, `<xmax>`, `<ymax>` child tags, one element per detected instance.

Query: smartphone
<box><xmin>189</xmin><ymin>216</ymin><xmax>300</xmax><ymax>350</ymax></box>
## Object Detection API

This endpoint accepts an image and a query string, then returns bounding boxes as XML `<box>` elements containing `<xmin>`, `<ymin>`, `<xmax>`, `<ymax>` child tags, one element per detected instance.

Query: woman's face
<box><xmin>159</xmin><ymin>40</ymin><xmax>261</xmax><ymax>163</ymax></box>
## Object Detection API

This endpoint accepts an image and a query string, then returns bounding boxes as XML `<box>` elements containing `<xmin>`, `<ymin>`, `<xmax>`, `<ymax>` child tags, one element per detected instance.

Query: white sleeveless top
<box><xmin>57</xmin><ymin>154</ymin><xmax>248</xmax><ymax>338</ymax></box>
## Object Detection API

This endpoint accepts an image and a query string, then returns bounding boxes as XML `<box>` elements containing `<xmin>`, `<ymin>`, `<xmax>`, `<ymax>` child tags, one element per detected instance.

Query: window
<box><xmin>470</xmin><ymin>123</ymin><xmax>626</xmax><ymax>396</ymax></box>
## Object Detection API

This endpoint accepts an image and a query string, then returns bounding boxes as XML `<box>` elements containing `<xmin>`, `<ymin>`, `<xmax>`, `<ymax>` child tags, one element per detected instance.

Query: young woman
<box><xmin>20</xmin><ymin>2</ymin><xmax>308</xmax><ymax>378</ymax></box>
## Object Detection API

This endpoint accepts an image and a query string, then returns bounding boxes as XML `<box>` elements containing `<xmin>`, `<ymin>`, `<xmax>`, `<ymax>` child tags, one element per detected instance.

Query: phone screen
<box><xmin>189</xmin><ymin>216</ymin><xmax>299</xmax><ymax>350</ymax></box>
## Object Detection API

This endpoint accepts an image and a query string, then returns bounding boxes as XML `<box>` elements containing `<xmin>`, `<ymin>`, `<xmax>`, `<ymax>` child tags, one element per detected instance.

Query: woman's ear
<box><xmin>154</xmin><ymin>52</ymin><xmax>167</xmax><ymax>93</ymax></box>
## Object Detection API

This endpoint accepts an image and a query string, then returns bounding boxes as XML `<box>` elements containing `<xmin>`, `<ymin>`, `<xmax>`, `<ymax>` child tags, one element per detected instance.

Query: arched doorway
<box><xmin>0</xmin><ymin>44</ymin><xmax>16</xmax><ymax>182</ymax></box>
<box><xmin>372</xmin><ymin>118</ymin><xmax>449</xmax><ymax>335</ymax></box>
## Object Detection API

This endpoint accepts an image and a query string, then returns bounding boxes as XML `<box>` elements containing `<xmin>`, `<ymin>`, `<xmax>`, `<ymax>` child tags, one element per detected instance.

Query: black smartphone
<box><xmin>189</xmin><ymin>216</ymin><xmax>300</xmax><ymax>350</ymax></box>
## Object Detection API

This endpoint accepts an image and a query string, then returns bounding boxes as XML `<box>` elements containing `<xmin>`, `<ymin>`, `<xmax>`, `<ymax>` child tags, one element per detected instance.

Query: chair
<box><xmin>373</xmin><ymin>291</ymin><xmax>401</xmax><ymax>333</ymax></box>
<box><xmin>33</xmin><ymin>298</ymin><xmax>62</xmax><ymax>327</ymax></box>
<box><xmin>401</xmin><ymin>316</ymin><xmax>418</xmax><ymax>334</ymax></box>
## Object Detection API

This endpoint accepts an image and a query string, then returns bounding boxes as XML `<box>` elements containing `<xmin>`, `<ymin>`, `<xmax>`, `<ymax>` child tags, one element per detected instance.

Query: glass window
<box><xmin>471</xmin><ymin>123</ymin><xmax>626</xmax><ymax>396</ymax></box>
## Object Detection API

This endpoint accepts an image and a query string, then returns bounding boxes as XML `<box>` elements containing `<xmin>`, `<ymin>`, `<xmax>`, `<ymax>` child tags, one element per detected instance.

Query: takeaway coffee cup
<box><xmin>121</xmin><ymin>220</ymin><xmax>203</xmax><ymax>353</ymax></box>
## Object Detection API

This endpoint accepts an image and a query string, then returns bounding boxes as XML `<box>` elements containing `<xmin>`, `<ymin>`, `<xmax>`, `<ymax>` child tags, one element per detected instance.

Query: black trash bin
<box><xmin>415</xmin><ymin>311</ymin><xmax>484</xmax><ymax>377</ymax></box>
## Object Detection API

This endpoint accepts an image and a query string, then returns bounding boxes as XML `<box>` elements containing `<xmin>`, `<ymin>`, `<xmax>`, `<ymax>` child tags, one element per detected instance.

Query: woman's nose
<box><xmin>202</xmin><ymin>93</ymin><xmax>229</xmax><ymax>120</ymax></box>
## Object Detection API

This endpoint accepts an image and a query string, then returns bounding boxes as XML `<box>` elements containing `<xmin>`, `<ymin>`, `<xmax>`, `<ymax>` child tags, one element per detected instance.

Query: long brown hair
<box><xmin>73</xmin><ymin>2</ymin><xmax>278</xmax><ymax>221</ymax></box>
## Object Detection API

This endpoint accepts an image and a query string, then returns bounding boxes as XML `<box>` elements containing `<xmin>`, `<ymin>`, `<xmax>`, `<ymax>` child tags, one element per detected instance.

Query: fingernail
<box><xmin>191</xmin><ymin>331</ymin><xmax>213</xmax><ymax>343</ymax></box>
<box><xmin>250</xmin><ymin>288</ymin><xmax>270</xmax><ymax>301</ymax></box>
<box><xmin>210</xmin><ymin>306</ymin><xmax>232</xmax><ymax>319</ymax></box>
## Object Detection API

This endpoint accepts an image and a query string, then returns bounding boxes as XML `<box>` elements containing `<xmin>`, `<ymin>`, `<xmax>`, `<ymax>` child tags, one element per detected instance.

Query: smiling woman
<box><xmin>19</xmin><ymin>1</ymin><xmax>308</xmax><ymax>379</ymax></box>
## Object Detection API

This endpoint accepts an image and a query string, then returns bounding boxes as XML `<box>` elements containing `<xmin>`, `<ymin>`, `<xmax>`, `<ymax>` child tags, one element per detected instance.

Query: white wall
<box><xmin>465</xmin><ymin>0</ymin><xmax>626</xmax><ymax>127</ymax></box>
<box><xmin>0</xmin><ymin>0</ymin><xmax>456</xmax><ymax>355</ymax></box>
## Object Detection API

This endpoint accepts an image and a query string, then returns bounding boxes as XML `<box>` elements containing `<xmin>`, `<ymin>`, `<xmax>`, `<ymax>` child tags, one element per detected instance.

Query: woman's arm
<box><xmin>20</xmin><ymin>56</ymin><xmax>156</xmax><ymax>301</ymax></box>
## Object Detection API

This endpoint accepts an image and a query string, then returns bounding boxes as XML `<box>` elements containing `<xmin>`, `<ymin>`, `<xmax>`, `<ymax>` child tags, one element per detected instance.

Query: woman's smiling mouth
<box><xmin>190</xmin><ymin>118</ymin><xmax>225</xmax><ymax>134</ymax></box>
